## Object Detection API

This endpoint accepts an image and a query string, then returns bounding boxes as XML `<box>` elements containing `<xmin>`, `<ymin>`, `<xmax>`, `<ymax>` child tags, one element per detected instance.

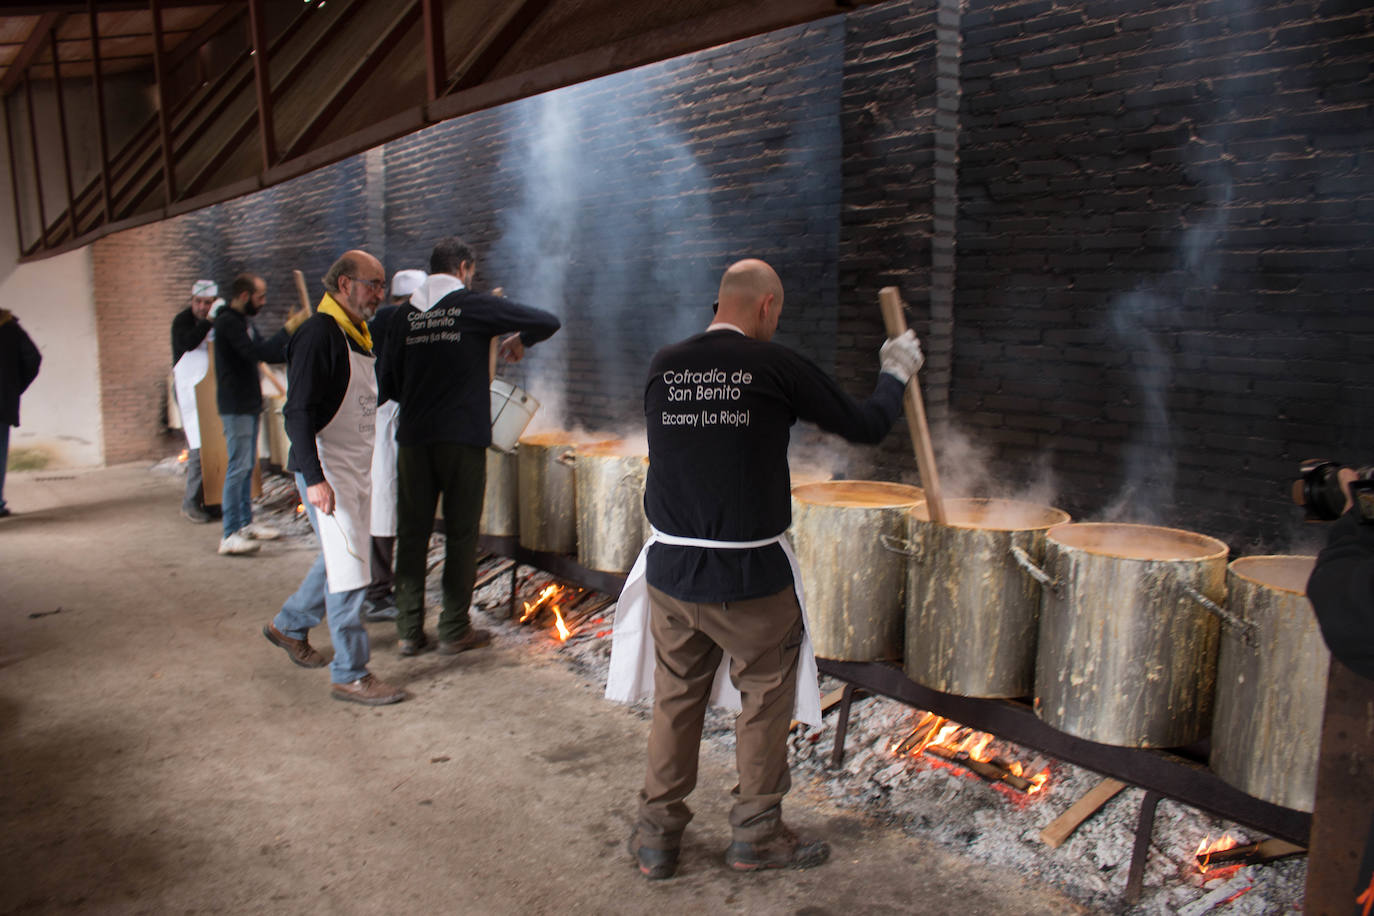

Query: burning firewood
<box><xmin>1195</xmin><ymin>838</ymin><xmax>1304</xmax><ymax>868</ymax></box>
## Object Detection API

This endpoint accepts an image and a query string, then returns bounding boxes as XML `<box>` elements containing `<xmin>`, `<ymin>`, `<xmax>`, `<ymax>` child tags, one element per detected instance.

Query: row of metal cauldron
<box><xmin>482</xmin><ymin>440</ymin><xmax>1327</xmax><ymax>814</ymax></box>
<box><xmin>788</xmin><ymin>479</ymin><xmax>1328</xmax><ymax>813</ymax></box>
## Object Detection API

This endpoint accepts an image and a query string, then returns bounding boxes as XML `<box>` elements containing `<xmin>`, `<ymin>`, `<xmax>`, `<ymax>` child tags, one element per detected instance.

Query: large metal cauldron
<box><xmin>575</xmin><ymin>441</ymin><xmax>649</xmax><ymax>573</ymax></box>
<box><xmin>790</xmin><ymin>480</ymin><xmax>924</xmax><ymax>661</ymax></box>
<box><xmin>1209</xmin><ymin>555</ymin><xmax>1328</xmax><ymax>812</ymax></box>
<box><xmin>904</xmin><ymin>498</ymin><xmax>1070</xmax><ymax>698</ymax></box>
<box><xmin>480</xmin><ymin>448</ymin><xmax>519</xmax><ymax>538</ymax></box>
<box><xmin>1031</xmin><ymin>523</ymin><xmax>1228</xmax><ymax>747</ymax></box>
<box><xmin>517</xmin><ymin>431</ymin><xmax>617</xmax><ymax>554</ymax></box>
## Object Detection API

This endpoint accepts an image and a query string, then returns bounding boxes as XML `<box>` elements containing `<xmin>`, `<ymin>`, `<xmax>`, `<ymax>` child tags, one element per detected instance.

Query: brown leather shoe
<box><xmin>262</xmin><ymin>624</ymin><xmax>327</xmax><ymax>669</ymax></box>
<box><xmin>397</xmin><ymin>634</ymin><xmax>432</xmax><ymax>657</ymax></box>
<box><xmin>725</xmin><ymin>825</ymin><xmax>830</xmax><ymax>871</ymax></box>
<box><xmin>437</xmin><ymin>627</ymin><xmax>493</xmax><ymax>655</ymax></box>
<box><xmin>330</xmin><ymin>673</ymin><xmax>406</xmax><ymax>706</ymax></box>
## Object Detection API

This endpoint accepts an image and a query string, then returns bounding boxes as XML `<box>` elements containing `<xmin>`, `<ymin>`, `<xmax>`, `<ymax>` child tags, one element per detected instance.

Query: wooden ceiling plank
<box><xmin>421</xmin><ymin>0</ymin><xmax>443</xmax><ymax>102</ymax></box>
<box><xmin>280</xmin><ymin>2</ymin><xmax>419</xmax><ymax>161</ymax></box>
<box><xmin>3</xmin><ymin>93</ymin><xmax>24</xmax><ymax>249</ymax></box>
<box><xmin>48</xmin><ymin>25</ymin><xmax>79</xmax><ymax>240</ymax></box>
<box><xmin>445</xmin><ymin>0</ymin><xmax>554</xmax><ymax>96</ymax></box>
<box><xmin>22</xmin><ymin>72</ymin><xmax>46</xmax><ymax>247</ymax></box>
<box><xmin>246</xmin><ymin>0</ymin><xmax>275</xmax><ymax>169</ymax></box>
<box><xmin>149</xmin><ymin>0</ymin><xmax>177</xmax><ymax>203</ymax></box>
<box><xmin>0</xmin><ymin>11</ymin><xmax>60</xmax><ymax>95</ymax></box>
<box><xmin>88</xmin><ymin>0</ymin><xmax>112</xmax><ymax>223</ymax></box>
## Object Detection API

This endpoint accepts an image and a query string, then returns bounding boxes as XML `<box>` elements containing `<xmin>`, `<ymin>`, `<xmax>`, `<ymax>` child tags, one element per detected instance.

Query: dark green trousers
<box><xmin>394</xmin><ymin>442</ymin><xmax>485</xmax><ymax>643</ymax></box>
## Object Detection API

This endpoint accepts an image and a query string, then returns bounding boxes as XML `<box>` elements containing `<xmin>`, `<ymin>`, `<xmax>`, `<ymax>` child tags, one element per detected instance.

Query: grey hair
<box><xmin>321</xmin><ymin>252</ymin><xmax>364</xmax><ymax>295</ymax></box>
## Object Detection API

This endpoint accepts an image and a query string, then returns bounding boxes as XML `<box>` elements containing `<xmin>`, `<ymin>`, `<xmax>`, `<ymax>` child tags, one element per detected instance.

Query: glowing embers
<box><xmin>177</xmin><ymin>450</ymin><xmax>189</xmax><ymax>463</ymax></box>
<box><xmin>889</xmin><ymin>710</ymin><xmax>1051</xmax><ymax>797</ymax></box>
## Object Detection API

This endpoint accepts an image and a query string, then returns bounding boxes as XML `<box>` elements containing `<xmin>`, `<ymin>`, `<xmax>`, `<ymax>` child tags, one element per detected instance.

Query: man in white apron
<box><xmin>362</xmin><ymin>268</ymin><xmax>427</xmax><ymax>623</ymax></box>
<box><xmin>171</xmin><ymin>280</ymin><xmax>218</xmax><ymax>522</ymax></box>
<box><xmin>262</xmin><ymin>250</ymin><xmax>405</xmax><ymax>706</ymax></box>
<box><xmin>606</xmin><ymin>259</ymin><xmax>923</xmax><ymax>878</ymax></box>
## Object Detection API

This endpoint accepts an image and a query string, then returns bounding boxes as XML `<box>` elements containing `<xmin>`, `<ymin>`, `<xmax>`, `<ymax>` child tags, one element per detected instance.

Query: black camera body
<box><xmin>1295</xmin><ymin>459</ymin><xmax>1374</xmax><ymax>522</ymax></box>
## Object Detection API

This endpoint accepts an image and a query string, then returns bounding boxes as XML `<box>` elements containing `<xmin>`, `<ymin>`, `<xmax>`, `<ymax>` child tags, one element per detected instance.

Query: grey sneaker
<box><xmin>240</xmin><ymin>522</ymin><xmax>281</xmax><ymax>540</ymax></box>
<box><xmin>725</xmin><ymin>826</ymin><xmax>830</xmax><ymax>871</ymax></box>
<box><xmin>181</xmin><ymin>503</ymin><xmax>212</xmax><ymax>523</ymax></box>
<box><xmin>362</xmin><ymin>598</ymin><xmax>399</xmax><ymax>622</ymax></box>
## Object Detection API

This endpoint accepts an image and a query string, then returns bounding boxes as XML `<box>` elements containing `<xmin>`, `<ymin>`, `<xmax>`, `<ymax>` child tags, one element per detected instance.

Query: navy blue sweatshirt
<box><xmin>382</xmin><ymin>289</ymin><xmax>560</xmax><ymax>447</ymax></box>
<box><xmin>171</xmin><ymin>307</ymin><xmax>212</xmax><ymax>365</ymax></box>
<box><xmin>644</xmin><ymin>328</ymin><xmax>904</xmax><ymax>603</ymax></box>
<box><xmin>213</xmin><ymin>307</ymin><xmax>289</xmax><ymax>415</ymax></box>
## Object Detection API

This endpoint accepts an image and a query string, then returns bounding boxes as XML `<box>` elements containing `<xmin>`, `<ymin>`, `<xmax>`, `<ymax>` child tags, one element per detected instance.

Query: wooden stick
<box><xmin>1039</xmin><ymin>777</ymin><xmax>1128</xmax><ymax>848</ymax></box>
<box><xmin>1200</xmin><ymin>838</ymin><xmax>1305</xmax><ymax>866</ymax></box>
<box><xmin>878</xmin><ymin>287</ymin><xmax>946</xmax><ymax>523</ymax></box>
<box><xmin>293</xmin><ymin>269</ymin><xmax>311</xmax><ymax>312</ymax></box>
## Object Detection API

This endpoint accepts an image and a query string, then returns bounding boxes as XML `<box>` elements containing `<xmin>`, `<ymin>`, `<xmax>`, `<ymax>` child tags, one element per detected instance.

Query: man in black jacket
<box><xmin>611</xmin><ymin>258</ymin><xmax>923</xmax><ymax>879</ymax></box>
<box><xmin>263</xmin><ymin>249</ymin><xmax>405</xmax><ymax>706</ymax></box>
<box><xmin>0</xmin><ymin>308</ymin><xmax>41</xmax><ymax>518</ymax></box>
<box><xmin>381</xmin><ymin>236</ymin><xmax>560</xmax><ymax>656</ymax></box>
<box><xmin>171</xmin><ymin>279</ymin><xmax>217</xmax><ymax>522</ymax></box>
<box><xmin>212</xmin><ymin>272</ymin><xmax>307</xmax><ymax>555</ymax></box>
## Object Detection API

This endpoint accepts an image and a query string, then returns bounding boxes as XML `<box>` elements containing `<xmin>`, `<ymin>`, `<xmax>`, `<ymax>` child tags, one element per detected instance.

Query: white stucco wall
<box><xmin>2</xmin><ymin>248</ymin><xmax>103</xmax><ymax>468</ymax></box>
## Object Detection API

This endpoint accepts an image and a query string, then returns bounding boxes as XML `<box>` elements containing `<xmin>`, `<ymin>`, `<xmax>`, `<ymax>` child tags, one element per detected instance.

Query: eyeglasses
<box><xmin>347</xmin><ymin>276</ymin><xmax>386</xmax><ymax>292</ymax></box>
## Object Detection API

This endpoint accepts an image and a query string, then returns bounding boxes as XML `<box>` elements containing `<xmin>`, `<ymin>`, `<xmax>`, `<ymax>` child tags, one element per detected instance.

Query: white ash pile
<box><xmin>435</xmin><ymin>550</ymin><xmax>1310</xmax><ymax>915</ymax></box>
<box><xmin>250</xmin><ymin>470</ymin><xmax>315</xmax><ymax>539</ymax></box>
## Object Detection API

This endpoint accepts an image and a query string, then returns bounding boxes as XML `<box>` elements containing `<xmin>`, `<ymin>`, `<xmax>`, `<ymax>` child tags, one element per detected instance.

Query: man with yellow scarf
<box><xmin>263</xmin><ymin>249</ymin><xmax>405</xmax><ymax>706</ymax></box>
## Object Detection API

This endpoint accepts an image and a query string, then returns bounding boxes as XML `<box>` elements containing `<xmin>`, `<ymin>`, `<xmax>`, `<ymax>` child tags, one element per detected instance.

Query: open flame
<box><xmin>177</xmin><ymin>449</ymin><xmax>189</xmax><ymax>463</ymax></box>
<box><xmin>1194</xmin><ymin>834</ymin><xmax>1243</xmax><ymax>881</ymax></box>
<box><xmin>553</xmin><ymin>605</ymin><xmax>570</xmax><ymax>641</ymax></box>
<box><xmin>890</xmin><ymin>712</ymin><xmax>1051</xmax><ymax>795</ymax></box>
<box><xmin>520</xmin><ymin>584</ymin><xmax>562</xmax><ymax>623</ymax></box>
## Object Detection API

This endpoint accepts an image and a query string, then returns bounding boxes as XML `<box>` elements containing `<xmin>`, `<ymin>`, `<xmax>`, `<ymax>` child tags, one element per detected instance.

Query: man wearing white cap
<box><xmin>361</xmin><ymin>268</ymin><xmax>427</xmax><ymax>621</ymax></box>
<box><xmin>171</xmin><ymin>280</ymin><xmax>219</xmax><ymax>522</ymax></box>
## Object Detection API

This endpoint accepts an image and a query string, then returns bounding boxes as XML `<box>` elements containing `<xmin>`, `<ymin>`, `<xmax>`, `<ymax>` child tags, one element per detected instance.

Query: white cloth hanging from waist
<box><xmin>604</xmin><ymin>527</ymin><xmax>823</xmax><ymax>727</ymax></box>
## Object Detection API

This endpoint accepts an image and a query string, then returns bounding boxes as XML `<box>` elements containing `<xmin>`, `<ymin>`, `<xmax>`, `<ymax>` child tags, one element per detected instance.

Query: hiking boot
<box><xmin>262</xmin><ymin>623</ymin><xmax>327</xmax><ymax>669</ymax></box>
<box><xmin>181</xmin><ymin>503</ymin><xmax>212</xmax><ymax>523</ymax></box>
<box><xmin>219</xmin><ymin>532</ymin><xmax>260</xmax><ymax>555</ymax></box>
<box><xmin>331</xmin><ymin>673</ymin><xmax>406</xmax><ymax>706</ymax></box>
<box><xmin>397</xmin><ymin>634</ymin><xmax>432</xmax><ymax>657</ymax></box>
<box><xmin>241</xmin><ymin>522</ymin><xmax>281</xmax><ymax>540</ymax></box>
<box><xmin>437</xmin><ymin>627</ymin><xmax>493</xmax><ymax>655</ymax></box>
<box><xmin>725</xmin><ymin>826</ymin><xmax>830</xmax><ymax>872</ymax></box>
<box><xmin>627</xmin><ymin>828</ymin><xmax>679</xmax><ymax>880</ymax></box>
<box><xmin>362</xmin><ymin>597</ymin><xmax>399</xmax><ymax>623</ymax></box>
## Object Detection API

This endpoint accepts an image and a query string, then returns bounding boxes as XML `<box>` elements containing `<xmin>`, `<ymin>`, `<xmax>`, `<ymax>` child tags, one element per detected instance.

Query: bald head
<box><xmin>714</xmin><ymin>259</ymin><xmax>784</xmax><ymax>341</ymax></box>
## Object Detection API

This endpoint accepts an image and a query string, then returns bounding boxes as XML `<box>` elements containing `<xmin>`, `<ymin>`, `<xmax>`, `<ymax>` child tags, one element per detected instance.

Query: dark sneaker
<box><xmin>437</xmin><ymin>627</ymin><xmax>493</xmax><ymax>655</ymax></box>
<box><xmin>181</xmin><ymin>503</ymin><xmax>212</xmax><ymax>523</ymax></box>
<box><xmin>627</xmin><ymin>828</ymin><xmax>679</xmax><ymax>880</ymax></box>
<box><xmin>331</xmin><ymin>673</ymin><xmax>406</xmax><ymax>706</ymax></box>
<box><xmin>362</xmin><ymin>598</ymin><xmax>399</xmax><ymax>623</ymax></box>
<box><xmin>262</xmin><ymin>623</ymin><xmax>327</xmax><ymax>669</ymax></box>
<box><xmin>725</xmin><ymin>826</ymin><xmax>830</xmax><ymax>872</ymax></box>
<box><xmin>397</xmin><ymin>634</ymin><xmax>432</xmax><ymax>657</ymax></box>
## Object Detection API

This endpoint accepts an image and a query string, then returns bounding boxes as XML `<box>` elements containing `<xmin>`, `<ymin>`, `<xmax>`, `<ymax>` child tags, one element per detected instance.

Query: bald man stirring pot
<box><xmin>607</xmin><ymin>259</ymin><xmax>924</xmax><ymax>878</ymax></box>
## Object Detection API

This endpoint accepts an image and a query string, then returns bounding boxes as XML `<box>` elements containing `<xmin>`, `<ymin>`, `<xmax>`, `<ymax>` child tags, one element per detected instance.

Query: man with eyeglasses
<box><xmin>264</xmin><ymin>249</ymin><xmax>406</xmax><ymax>706</ymax></box>
<box><xmin>213</xmin><ymin>272</ymin><xmax>309</xmax><ymax>556</ymax></box>
<box><xmin>381</xmin><ymin>236</ymin><xmax>560</xmax><ymax>657</ymax></box>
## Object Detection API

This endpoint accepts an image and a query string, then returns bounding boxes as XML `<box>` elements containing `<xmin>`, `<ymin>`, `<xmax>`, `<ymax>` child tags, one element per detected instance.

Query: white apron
<box><xmin>605</xmin><ymin>529</ymin><xmax>823</xmax><ymax>727</ymax></box>
<box><xmin>172</xmin><ymin>338</ymin><xmax>211</xmax><ymax>449</ymax></box>
<box><xmin>315</xmin><ymin>341</ymin><xmax>377</xmax><ymax>593</ymax></box>
<box><xmin>370</xmin><ymin>399</ymin><xmax>399</xmax><ymax>536</ymax></box>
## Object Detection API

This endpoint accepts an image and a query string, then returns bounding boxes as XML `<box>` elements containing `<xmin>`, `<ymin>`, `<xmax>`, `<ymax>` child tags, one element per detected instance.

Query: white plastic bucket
<box><xmin>490</xmin><ymin>378</ymin><xmax>539</xmax><ymax>453</ymax></box>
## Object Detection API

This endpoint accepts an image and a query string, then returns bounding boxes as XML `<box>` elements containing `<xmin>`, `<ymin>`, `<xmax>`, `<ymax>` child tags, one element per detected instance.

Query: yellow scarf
<box><xmin>316</xmin><ymin>292</ymin><xmax>372</xmax><ymax>352</ymax></box>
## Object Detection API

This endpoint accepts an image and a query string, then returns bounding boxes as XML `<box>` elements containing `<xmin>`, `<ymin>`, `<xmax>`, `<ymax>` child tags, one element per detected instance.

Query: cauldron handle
<box><xmin>1010</xmin><ymin>546</ymin><xmax>1059</xmax><ymax>593</ymax></box>
<box><xmin>1182</xmin><ymin>585</ymin><xmax>1258</xmax><ymax>647</ymax></box>
<box><xmin>880</xmin><ymin>533</ymin><xmax>920</xmax><ymax>559</ymax></box>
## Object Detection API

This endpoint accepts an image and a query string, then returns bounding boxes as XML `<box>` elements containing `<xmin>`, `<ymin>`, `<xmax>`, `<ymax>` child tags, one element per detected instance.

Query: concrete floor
<box><xmin>0</xmin><ymin>464</ymin><xmax>1093</xmax><ymax>915</ymax></box>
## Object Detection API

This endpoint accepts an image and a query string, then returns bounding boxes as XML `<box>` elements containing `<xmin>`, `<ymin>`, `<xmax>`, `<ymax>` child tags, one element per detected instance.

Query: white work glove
<box><xmin>879</xmin><ymin>329</ymin><xmax>924</xmax><ymax>385</ymax></box>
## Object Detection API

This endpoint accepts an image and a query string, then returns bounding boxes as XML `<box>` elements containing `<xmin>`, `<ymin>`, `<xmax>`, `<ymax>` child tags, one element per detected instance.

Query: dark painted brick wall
<box><xmin>94</xmin><ymin>1</ymin><xmax>1374</xmax><ymax>553</ymax></box>
<box><xmin>945</xmin><ymin>0</ymin><xmax>1374</xmax><ymax>549</ymax></box>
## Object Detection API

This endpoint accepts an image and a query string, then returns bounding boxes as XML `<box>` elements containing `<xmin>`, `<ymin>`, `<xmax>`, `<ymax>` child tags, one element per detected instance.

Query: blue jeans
<box><xmin>272</xmin><ymin>473</ymin><xmax>370</xmax><ymax>684</ymax></box>
<box><xmin>0</xmin><ymin>423</ymin><xmax>9</xmax><ymax>511</ymax></box>
<box><xmin>220</xmin><ymin>412</ymin><xmax>259</xmax><ymax>537</ymax></box>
